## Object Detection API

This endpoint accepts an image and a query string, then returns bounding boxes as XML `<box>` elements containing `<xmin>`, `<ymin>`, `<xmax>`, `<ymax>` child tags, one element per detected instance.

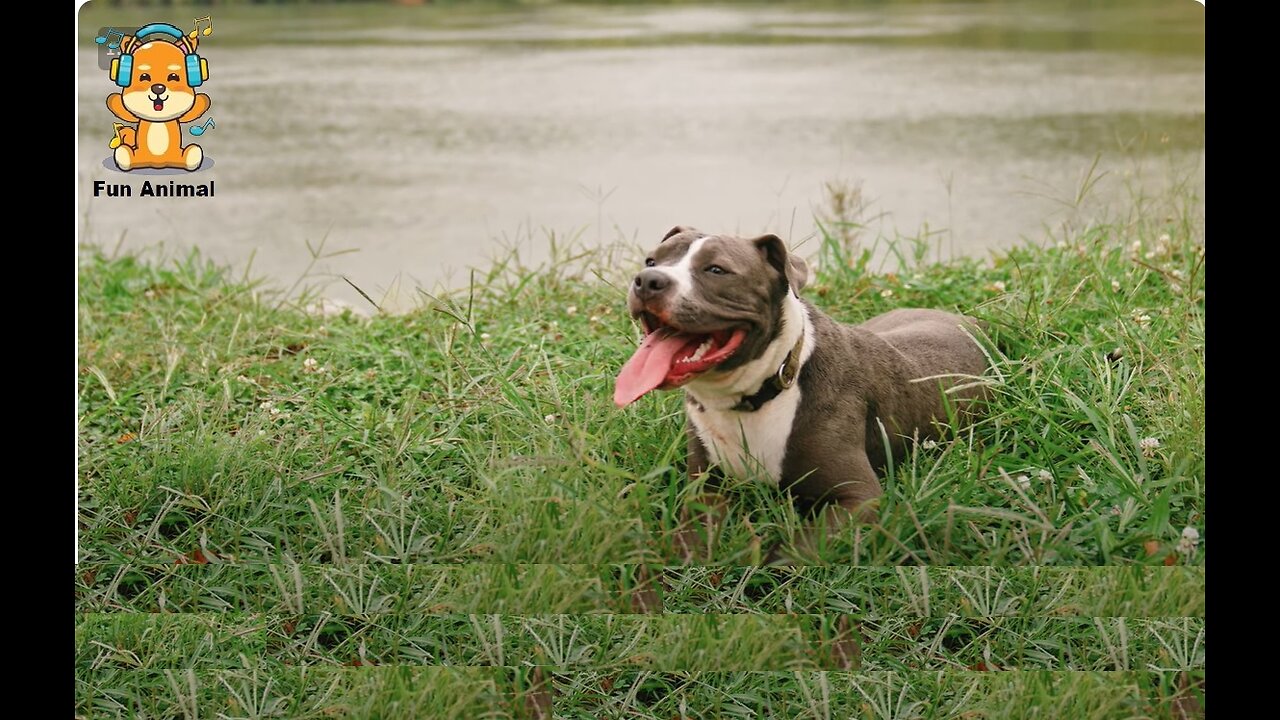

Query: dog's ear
<box><xmin>787</xmin><ymin>254</ymin><xmax>810</xmax><ymax>295</ymax></box>
<box><xmin>752</xmin><ymin>234</ymin><xmax>809</xmax><ymax>296</ymax></box>
<box><xmin>662</xmin><ymin>225</ymin><xmax>698</xmax><ymax>242</ymax></box>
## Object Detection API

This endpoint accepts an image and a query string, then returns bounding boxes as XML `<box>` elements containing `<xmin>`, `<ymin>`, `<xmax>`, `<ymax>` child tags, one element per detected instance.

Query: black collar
<box><xmin>730</xmin><ymin>329</ymin><xmax>805</xmax><ymax>412</ymax></box>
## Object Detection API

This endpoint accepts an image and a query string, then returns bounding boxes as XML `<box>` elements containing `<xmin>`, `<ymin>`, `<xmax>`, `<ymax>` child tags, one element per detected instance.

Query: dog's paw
<box><xmin>622</xmin><ymin>564</ymin><xmax>665</xmax><ymax>614</ymax></box>
<box><xmin>763</xmin><ymin>539</ymin><xmax>820</xmax><ymax>566</ymax></box>
<box><xmin>671</xmin><ymin>492</ymin><xmax>729</xmax><ymax>563</ymax></box>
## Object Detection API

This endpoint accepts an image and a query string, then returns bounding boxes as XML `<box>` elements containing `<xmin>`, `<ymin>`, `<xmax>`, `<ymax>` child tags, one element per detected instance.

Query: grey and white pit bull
<box><xmin>615</xmin><ymin>227</ymin><xmax>990</xmax><ymax>557</ymax></box>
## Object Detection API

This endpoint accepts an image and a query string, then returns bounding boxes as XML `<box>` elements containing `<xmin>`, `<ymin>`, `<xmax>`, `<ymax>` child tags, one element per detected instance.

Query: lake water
<box><xmin>77</xmin><ymin>1</ymin><xmax>1205</xmax><ymax>308</ymax></box>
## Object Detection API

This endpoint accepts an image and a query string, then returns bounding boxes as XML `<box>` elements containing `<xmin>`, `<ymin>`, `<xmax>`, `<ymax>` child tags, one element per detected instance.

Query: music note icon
<box><xmin>189</xmin><ymin>118</ymin><xmax>215</xmax><ymax>137</ymax></box>
<box><xmin>193</xmin><ymin>16</ymin><xmax>213</xmax><ymax>38</ymax></box>
<box><xmin>95</xmin><ymin>27</ymin><xmax>125</xmax><ymax>50</ymax></box>
<box><xmin>108</xmin><ymin>122</ymin><xmax>128</xmax><ymax>150</ymax></box>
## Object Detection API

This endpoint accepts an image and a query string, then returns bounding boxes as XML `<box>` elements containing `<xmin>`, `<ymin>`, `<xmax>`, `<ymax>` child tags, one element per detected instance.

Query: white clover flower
<box><xmin>991</xmin><ymin>281</ymin><xmax>1006</xmax><ymax>293</ymax></box>
<box><xmin>1111</xmin><ymin>280</ymin><xmax>1121</xmax><ymax>292</ymax></box>
<box><xmin>543</xmin><ymin>413</ymin><xmax>558</xmax><ymax>424</ymax></box>
<box><xmin>1139</xmin><ymin>437</ymin><xmax>1160</xmax><ymax>457</ymax></box>
<box><xmin>1132</xmin><ymin>311</ymin><xmax>1152</xmax><ymax>327</ymax></box>
<box><xmin>1038</xmin><ymin>469</ymin><xmax>1053</xmax><ymax>482</ymax></box>
<box><xmin>1177</xmin><ymin>526</ymin><xmax>1200</xmax><ymax>556</ymax></box>
<box><xmin>1015</xmin><ymin>474</ymin><xmax>1031</xmax><ymax>490</ymax></box>
<box><xmin>589</xmin><ymin>315</ymin><xmax>601</xmax><ymax>324</ymax></box>
<box><xmin>258</xmin><ymin>400</ymin><xmax>275</xmax><ymax>411</ymax></box>
<box><xmin>565</xmin><ymin>305</ymin><xmax>578</xmax><ymax>316</ymax></box>
<box><xmin>880</xmin><ymin>289</ymin><xmax>894</xmax><ymax>299</ymax></box>
<box><xmin>921</xmin><ymin>439</ymin><xmax>938</xmax><ymax>450</ymax></box>
<box><xmin>480</xmin><ymin>332</ymin><xmax>492</xmax><ymax>341</ymax></box>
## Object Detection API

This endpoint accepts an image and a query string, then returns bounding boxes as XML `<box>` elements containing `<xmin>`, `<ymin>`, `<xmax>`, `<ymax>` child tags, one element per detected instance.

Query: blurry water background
<box><xmin>77</xmin><ymin>0</ymin><xmax>1205</xmax><ymax>307</ymax></box>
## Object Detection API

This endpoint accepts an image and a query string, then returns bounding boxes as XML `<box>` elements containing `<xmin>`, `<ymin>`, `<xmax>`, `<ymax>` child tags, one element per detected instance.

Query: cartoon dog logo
<box><xmin>106</xmin><ymin>23</ymin><xmax>210</xmax><ymax>171</ymax></box>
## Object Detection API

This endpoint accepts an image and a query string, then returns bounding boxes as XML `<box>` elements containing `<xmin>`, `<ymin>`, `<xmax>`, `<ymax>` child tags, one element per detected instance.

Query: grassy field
<box><xmin>76</xmin><ymin>185</ymin><xmax>1204</xmax><ymax>717</ymax></box>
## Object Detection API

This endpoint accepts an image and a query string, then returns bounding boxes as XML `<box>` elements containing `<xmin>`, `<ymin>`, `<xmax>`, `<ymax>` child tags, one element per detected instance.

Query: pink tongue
<box><xmin>614</xmin><ymin>331</ymin><xmax>695</xmax><ymax>407</ymax></box>
<box><xmin>154</xmin><ymin>101</ymin><xmax>163</xmax><ymax>110</ymax></box>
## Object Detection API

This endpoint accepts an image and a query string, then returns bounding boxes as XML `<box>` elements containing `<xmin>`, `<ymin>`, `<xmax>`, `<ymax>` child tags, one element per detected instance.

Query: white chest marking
<box><xmin>146</xmin><ymin>123</ymin><xmax>170</xmax><ymax>156</ymax></box>
<box><xmin>689</xmin><ymin>386</ymin><xmax>801</xmax><ymax>484</ymax></box>
<box><xmin>684</xmin><ymin>294</ymin><xmax>816</xmax><ymax>485</ymax></box>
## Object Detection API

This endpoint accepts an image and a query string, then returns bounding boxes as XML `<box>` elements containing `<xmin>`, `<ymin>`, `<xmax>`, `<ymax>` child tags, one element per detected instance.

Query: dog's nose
<box><xmin>633</xmin><ymin>268</ymin><xmax>671</xmax><ymax>299</ymax></box>
<box><xmin>151</xmin><ymin>83</ymin><xmax>166</xmax><ymax>95</ymax></box>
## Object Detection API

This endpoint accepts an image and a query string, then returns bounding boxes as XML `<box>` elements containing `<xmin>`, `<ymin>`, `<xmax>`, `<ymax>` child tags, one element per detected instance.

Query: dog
<box><xmin>106</xmin><ymin>24</ymin><xmax>210</xmax><ymax>171</ymax></box>
<box><xmin>614</xmin><ymin>227</ymin><xmax>990</xmax><ymax>561</ymax></box>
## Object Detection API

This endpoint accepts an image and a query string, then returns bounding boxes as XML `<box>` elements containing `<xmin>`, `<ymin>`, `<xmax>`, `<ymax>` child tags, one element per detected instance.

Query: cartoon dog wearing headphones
<box><xmin>106</xmin><ymin>23</ymin><xmax>210</xmax><ymax>171</ymax></box>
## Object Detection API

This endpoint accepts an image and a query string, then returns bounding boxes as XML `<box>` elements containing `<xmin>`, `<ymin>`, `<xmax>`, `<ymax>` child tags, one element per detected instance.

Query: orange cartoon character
<box><xmin>106</xmin><ymin>23</ymin><xmax>210</xmax><ymax>171</ymax></box>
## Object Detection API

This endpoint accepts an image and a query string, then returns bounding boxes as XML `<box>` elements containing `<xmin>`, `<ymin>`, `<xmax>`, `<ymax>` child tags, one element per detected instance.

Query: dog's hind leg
<box><xmin>769</xmin><ymin>452</ymin><xmax>882</xmax><ymax>565</ymax></box>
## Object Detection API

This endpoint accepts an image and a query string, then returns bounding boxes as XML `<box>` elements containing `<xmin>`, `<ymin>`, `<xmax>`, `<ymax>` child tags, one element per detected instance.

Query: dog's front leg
<box><xmin>672</xmin><ymin>427</ymin><xmax>728</xmax><ymax>563</ymax></box>
<box><xmin>769</xmin><ymin>451</ymin><xmax>882</xmax><ymax>565</ymax></box>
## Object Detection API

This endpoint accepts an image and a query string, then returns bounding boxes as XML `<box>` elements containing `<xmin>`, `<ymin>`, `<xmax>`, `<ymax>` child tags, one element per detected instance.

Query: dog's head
<box><xmin>116</xmin><ymin>38</ymin><xmax>199</xmax><ymax>122</ymax></box>
<box><xmin>614</xmin><ymin>227</ymin><xmax>809</xmax><ymax>407</ymax></box>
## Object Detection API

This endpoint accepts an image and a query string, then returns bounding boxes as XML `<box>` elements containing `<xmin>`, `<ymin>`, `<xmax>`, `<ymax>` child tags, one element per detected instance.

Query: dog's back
<box><xmin>793</xmin><ymin>306</ymin><xmax>989</xmax><ymax>474</ymax></box>
<box><xmin>858</xmin><ymin>308</ymin><xmax>988</xmax><ymax>390</ymax></box>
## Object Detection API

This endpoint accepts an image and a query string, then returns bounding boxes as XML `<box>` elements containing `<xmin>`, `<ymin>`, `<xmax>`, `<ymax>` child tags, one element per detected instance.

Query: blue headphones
<box><xmin>109</xmin><ymin>23</ymin><xmax>208</xmax><ymax>88</ymax></box>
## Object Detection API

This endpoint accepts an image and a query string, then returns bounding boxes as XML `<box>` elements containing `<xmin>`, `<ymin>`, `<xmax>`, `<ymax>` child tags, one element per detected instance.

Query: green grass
<box><xmin>76</xmin><ymin>183</ymin><xmax>1204</xmax><ymax>717</ymax></box>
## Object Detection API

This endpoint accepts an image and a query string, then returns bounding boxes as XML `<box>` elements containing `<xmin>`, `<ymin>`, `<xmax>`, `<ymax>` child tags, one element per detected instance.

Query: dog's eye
<box><xmin>168</xmin><ymin>73</ymin><xmax>180</xmax><ymax>82</ymax></box>
<box><xmin>705</xmin><ymin>265</ymin><xmax>728</xmax><ymax>275</ymax></box>
<box><xmin>644</xmin><ymin>258</ymin><xmax>656</xmax><ymax>267</ymax></box>
<box><xmin>139</xmin><ymin>73</ymin><xmax>151</xmax><ymax>82</ymax></box>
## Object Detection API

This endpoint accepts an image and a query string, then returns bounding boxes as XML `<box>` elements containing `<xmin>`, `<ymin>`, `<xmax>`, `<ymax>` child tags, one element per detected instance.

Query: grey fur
<box><xmin>629</xmin><ymin>229</ymin><xmax>990</xmax><ymax>555</ymax></box>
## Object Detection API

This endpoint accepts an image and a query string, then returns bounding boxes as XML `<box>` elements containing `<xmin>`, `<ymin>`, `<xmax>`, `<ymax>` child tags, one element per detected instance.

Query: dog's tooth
<box><xmin>686</xmin><ymin>338</ymin><xmax>712</xmax><ymax>364</ymax></box>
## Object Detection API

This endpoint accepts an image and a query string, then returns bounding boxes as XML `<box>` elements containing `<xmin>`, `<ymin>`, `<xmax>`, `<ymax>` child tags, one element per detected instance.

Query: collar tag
<box><xmin>777</xmin><ymin>358</ymin><xmax>797</xmax><ymax>389</ymax></box>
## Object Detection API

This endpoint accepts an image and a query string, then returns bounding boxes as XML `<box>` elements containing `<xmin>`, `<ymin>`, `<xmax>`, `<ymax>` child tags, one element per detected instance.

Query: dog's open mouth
<box><xmin>614</xmin><ymin>313</ymin><xmax>747</xmax><ymax>407</ymax></box>
<box><xmin>149</xmin><ymin>94</ymin><xmax>167</xmax><ymax>112</ymax></box>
